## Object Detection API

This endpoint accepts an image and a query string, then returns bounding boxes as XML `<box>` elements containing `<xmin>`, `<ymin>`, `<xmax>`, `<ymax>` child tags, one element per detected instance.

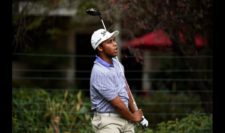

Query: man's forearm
<box><xmin>110</xmin><ymin>96</ymin><xmax>136</xmax><ymax>122</ymax></box>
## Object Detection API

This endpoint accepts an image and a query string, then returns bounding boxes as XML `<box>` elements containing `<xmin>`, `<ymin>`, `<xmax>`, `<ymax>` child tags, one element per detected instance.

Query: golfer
<box><xmin>89</xmin><ymin>28</ymin><xmax>144</xmax><ymax>133</ymax></box>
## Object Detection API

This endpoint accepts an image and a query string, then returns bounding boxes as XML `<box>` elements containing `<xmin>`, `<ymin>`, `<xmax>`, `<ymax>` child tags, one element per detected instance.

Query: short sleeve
<box><xmin>92</xmin><ymin>71</ymin><xmax>118</xmax><ymax>101</ymax></box>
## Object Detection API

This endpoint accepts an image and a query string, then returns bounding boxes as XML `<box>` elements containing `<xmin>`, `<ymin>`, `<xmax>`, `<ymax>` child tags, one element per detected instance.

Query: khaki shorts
<box><xmin>91</xmin><ymin>113</ymin><xmax>135</xmax><ymax>133</ymax></box>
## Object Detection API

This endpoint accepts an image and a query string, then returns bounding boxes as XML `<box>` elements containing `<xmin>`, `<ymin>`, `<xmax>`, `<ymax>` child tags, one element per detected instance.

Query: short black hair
<box><xmin>94</xmin><ymin>43</ymin><xmax>103</xmax><ymax>55</ymax></box>
<box><xmin>94</xmin><ymin>49</ymin><xmax>99</xmax><ymax>55</ymax></box>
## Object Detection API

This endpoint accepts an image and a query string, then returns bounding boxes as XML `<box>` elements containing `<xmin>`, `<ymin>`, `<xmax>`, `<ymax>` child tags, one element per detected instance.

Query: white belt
<box><xmin>94</xmin><ymin>112</ymin><xmax>120</xmax><ymax>117</ymax></box>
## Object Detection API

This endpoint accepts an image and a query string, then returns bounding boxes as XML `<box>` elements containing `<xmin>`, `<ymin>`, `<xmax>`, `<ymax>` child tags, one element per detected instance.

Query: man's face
<box><xmin>99</xmin><ymin>37</ymin><xmax>118</xmax><ymax>57</ymax></box>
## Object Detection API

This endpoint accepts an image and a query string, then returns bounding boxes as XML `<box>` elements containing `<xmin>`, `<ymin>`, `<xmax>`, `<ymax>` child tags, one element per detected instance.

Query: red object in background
<box><xmin>123</xmin><ymin>29</ymin><xmax>172</xmax><ymax>48</ymax></box>
<box><xmin>179</xmin><ymin>32</ymin><xmax>207</xmax><ymax>48</ymax></box>
<box><xmin>195</xmin><ymin>34</ymin><xmax>207</xmax><ymax>48</ymax></box>
<box><xmin>123</xmin><ymin>29</ymin><xmax>207</xmax><ymax>49</ymax></box>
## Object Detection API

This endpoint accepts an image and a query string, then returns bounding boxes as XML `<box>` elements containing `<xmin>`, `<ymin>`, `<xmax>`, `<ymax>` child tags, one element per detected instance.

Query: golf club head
<box><xmin>86</xmin><ymin>8</ymin><xmax>106</xmax><ymax>30</ymax></box>
<box><xmin>86</xmin><ymin>8</ymin><xmax>101</xmax><ymax>16</ymax></box>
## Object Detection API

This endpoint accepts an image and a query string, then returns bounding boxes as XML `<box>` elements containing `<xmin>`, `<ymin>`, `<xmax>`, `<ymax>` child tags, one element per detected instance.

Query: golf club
<box><xmin>86</xmin><ymin>8</ymin><xmax>107</xmax><ymax>30</ymax></box>
<box><xmin>86</xmin><ymin>8</ymin><xmax>148</xmax><ymax>128</ymax></box>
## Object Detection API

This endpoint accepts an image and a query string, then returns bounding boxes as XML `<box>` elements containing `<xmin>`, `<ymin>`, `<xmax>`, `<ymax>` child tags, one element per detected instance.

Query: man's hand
<box><xmin>140</xmin><ymin>116</ymin><xmax>149</xmax><ymax>128</ymax></box>
<box><xmin>111</xmin><ymin>96</ymin><xmax>143</xmax><ymax>123</ymax></box>
<box><xmin>132</xmin><ymin>109</ymin><xmax>143</xmax><ymax>123</ymax></box>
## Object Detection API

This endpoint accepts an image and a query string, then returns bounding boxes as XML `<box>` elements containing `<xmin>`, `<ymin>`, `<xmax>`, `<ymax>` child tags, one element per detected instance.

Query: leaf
<box><xmin>64</xmin><ymin>89</ymin><xmax>69</xmax><ymax>100</ymax></box>
<box><xmin>26</xmin><ymin>17</ymin><xmax>45</xmax><ymax>30</ymax></box>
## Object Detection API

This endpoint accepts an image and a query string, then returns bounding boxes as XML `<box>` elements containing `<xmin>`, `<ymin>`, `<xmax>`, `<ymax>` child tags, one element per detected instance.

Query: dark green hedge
<box><xmin>13</xmin><ymin>88</ymin><xmax>92</xmax><ymax>133</ymax></box>
<box><xmin>13</xmin><ymin>89</ymin><xmax>212</xmax><ymax>133</ymax></box>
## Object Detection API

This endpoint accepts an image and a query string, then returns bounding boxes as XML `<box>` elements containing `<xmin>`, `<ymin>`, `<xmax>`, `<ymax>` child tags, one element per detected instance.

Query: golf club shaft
<box><xmin>100</xmin><ymin>19</ymin><xmax>107</xmax><ymax>30</ymax></box>
<box><xmin>116</xmin><ymin>57</ymin><xmax>139</xmax><ymax>111</ymax></box>
<box><xmin>125</xmin><ymin>80</ymin><xmax>139</xmax><ymax>111</ymax></box>
<box><xmin>124</xmin><ymin>76</ymin><xmax>147</xmax><ymax>124</ymax></box>
<box><xmin>116</xmin><ymin>57</ymin><xmax>147</xmax><ymax>124</ymax></box>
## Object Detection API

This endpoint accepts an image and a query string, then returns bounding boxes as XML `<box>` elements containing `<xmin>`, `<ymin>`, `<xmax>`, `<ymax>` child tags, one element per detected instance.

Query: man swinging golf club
<box><xmin>88</xmin><ymin>8</ymin><xmax>148</xmax><ymax>133</ymax></box>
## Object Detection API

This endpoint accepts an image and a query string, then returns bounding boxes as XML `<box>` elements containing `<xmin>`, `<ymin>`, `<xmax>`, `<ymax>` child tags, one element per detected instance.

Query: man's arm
<box><xmin>110</xmin><ymin>96</ymin><xmax>143</xmax><ymax>123</ymax></box>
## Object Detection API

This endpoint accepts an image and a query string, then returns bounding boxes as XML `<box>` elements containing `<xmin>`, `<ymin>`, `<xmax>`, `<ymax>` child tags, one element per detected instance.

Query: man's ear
<box><xmin>97</xmin><ymin>44</ymin><xmax>103</xmax><ymax>52</ymax></box>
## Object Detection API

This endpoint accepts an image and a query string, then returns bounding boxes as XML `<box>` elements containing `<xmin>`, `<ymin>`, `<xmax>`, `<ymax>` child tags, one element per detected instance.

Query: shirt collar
<box><xmin>95</xmin><ymin>55</ymin><xmax>114</xmax><ymax>68</ymax></box>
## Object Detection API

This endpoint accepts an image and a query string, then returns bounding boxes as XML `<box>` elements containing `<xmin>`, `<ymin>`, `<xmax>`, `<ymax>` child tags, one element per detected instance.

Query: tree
<box><xmin>105</xmin><ymin>0</ymin><xmax>213</xmax><ymax>112</ymax></box>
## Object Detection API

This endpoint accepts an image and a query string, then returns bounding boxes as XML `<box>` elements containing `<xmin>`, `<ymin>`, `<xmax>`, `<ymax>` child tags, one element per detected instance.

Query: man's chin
<box><xmin>111</xmin><ymin>54</ymin><xmax>117</xmax><ymax>58</ymax></box>
<box><xmin>113</xmin><ymin>53</ymin><xmax>118</xmax><ymax>57</ymax></box>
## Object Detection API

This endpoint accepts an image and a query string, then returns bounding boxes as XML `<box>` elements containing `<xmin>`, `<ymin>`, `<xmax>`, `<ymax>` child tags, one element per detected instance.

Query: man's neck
<box><xmin>98</xmin><ymin>54</ymin><xmax>113</xmax><ymax>64</ymax></box>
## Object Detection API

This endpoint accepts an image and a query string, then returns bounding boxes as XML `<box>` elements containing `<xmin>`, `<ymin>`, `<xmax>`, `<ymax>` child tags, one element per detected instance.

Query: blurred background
<box><xmin>12</xmin><ymin>0</ymin><xmax>213</xmax><ymax>133</ymax></box>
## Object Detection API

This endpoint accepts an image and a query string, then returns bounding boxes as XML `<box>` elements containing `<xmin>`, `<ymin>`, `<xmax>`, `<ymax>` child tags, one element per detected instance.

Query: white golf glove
<box><xmin>140</xmin><ymin>116</ymin><xmax>149</xmax><ymax>128</ymax></box>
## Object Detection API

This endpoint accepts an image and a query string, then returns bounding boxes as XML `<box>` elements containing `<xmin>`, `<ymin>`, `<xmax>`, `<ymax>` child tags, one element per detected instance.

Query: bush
<box><xmin>156</xmin><ymin>112</ymin><xmax>212</xmax><ymax>133</ymax></box>
<box><xmin>135</xmin><ymin>112</ymin><xmax>212</xmax><ymax>133</ymax></box>
<box><xmin>136</xmin><ymin>92</ymin><xmax>204</xmax><ymax>128</ymax></box>
<box><xmin>13</xmin><ymin>88</ymin><xmax>92</xmax><ymax>133</ymax></box>
<box><xmin>13</xmin><ymin>88</ymin><xmax>210</xmax><ymax>133</ymax></box>
<box><xmin>13</xmin><ymin>89</ymin><xmax>50</xmax><ymax>133</ymax></box>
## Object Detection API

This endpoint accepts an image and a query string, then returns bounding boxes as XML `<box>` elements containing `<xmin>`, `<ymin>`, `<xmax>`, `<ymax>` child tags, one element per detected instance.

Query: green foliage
<box><xmin>13</xmin><ymin>88</ymin><xmax>210</xmax><ymax>133</ymax></box>
<box><xmin>156</xmin><ymin>113</ymin><xmax>212</xmax><ymax>133</ymax></box>
<box><xmin>46</xmin><ymin>28</ymin><xmax>64</xmax><ymax>40</ymax></box>
<box><xmin>135</xmin><ymin>112</ymin><xmax>212</xmax><ymax>133</ymax></box>
<box><xmin>135</xmin><ymin>113</ymin><xmax>212</xmax><ymax>133</ymax></box>
<box><xmin>13</xmin><ymin>88</ymin><xmax>92</xmax><ymax>133</ymax></box>
<box><xmin>26</xmin><ymin>17</ymin><xmax>45</xmax><ymax>31</ymax></box>
<box><xmin>13</xmin><ymin>89</ymin><xmax>49</xmax><ymax>133</ymax></box>
<box><xmin>135</xmin><ymin>126</ymin><xmax>154</xmax><ymax>133</ymax></box>
<box><xmin>136</xmin><ymin>92</ymin><xmax>204</xmax><ymax>128</ymax></box>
